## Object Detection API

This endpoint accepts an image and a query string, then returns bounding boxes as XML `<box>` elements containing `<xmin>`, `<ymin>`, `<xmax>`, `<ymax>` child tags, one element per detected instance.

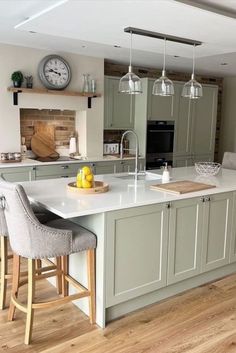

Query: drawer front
<box><xmin>35</xmin><ymin>163</ymin><xmax>81</xmax><ymax>178</ymax></box>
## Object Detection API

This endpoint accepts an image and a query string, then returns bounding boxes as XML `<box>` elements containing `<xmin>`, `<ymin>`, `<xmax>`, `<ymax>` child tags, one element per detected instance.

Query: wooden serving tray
<box><xmin>67</xmin><ymin>181</ymin><xmax>109</xmax><ymax>194</ymax></box>
<box><xmin>150</xmin><ymin>180</ymin><xmax>216</xmax><ymax>195</ymax></box>
<box><xmin>0</xmin><ymin>159</ymin><xmax>22</xmax><ymax>163</ymax></box>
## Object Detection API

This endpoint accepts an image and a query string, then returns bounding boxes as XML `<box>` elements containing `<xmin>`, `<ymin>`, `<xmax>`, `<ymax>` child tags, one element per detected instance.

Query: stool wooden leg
<box><xmin>35</xmin><ymin>259</ymin><xmax>42</xmax><ymax>272</ymax></box>
<box><xmin>25</xmin><ymin>259</ymin><xmax>36</xmax><ymax>345</ymax></box>
<box><xmin>56</xmin><ymin>257</ymin><xmax>62</xmax><ymax>295</ymax></box>
<box><xmin>87</xmin><ymin>249</ymin><xmax>96</xmax><ymax>324</ymax></box>
<box><xmin>61</xmin><ymin>255</ymin><xmax>68</xmax><ymax>297</ymax></box>
<box><xmin>0</xmin><ymin>236</ymin><xmax>8</xmax><ymax>310</ymax></box>
<box><xmin>8</xmin><ymin>253</ymin><xmax>20</xmax><ymax>321</ymax></box>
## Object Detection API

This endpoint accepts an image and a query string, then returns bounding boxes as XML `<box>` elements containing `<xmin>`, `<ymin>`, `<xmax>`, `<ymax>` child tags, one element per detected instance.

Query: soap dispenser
<box><xmin>162</xmin><ymin>162</ymin><xmax>170</xmax><ymax>183</ymax></box>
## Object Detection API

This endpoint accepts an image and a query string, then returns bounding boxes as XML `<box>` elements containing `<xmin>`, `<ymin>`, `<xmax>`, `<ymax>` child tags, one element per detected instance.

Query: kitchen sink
<box><xmin>115</xmin><ymin>172</ymin><xmax>162</xmax><ymax>181</ymax></box>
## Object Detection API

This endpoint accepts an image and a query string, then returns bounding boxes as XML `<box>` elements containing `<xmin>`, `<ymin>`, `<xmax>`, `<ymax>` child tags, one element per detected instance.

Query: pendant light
<box><xmin>182</xmin><ymin>44</ymin><xmax>203</xmax><ymax>99</ymax></box>
<box><xmin>152</xmin><ymin>38</ymin><xmax>174</xmax><ymax>96</ymax></box>
<box><xmin>119</xmin><ymin>31</ymin><xmax>142</xmax><ymax>94</ymax></box>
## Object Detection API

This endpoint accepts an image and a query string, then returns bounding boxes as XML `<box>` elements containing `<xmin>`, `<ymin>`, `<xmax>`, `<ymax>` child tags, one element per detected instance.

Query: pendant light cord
<box><xmin>163</xmin><ymin>38</ymin><xmax>166</xmax><ymax>72</ymax></box>
<box><xmin>192</xmin><ymin>44</ymin><xmax>195</xmax><ymax>77</ymax></box>
<box><xmin>129</xmin><ymin>31</ymin><xmax>133</xmax><ymax>71</ymax></box>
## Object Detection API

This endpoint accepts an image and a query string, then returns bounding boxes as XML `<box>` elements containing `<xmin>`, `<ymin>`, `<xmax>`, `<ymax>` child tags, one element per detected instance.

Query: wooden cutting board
<box><xmin>31</xmin><ymin>133</ymin><xmax>59</xmax><ymax>159</ymax></box>
<box><xmin>34</xmin><ymin>122</ymin><xmax>55</xmax><ymax>149</ymax></box>
<box><xmin>150</xmin><ymin>180</ymin><xmax>216</xmax><ymax>194</ymax></box>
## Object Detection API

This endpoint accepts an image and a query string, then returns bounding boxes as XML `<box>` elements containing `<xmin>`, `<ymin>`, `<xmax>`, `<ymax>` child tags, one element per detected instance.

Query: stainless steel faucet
<box><xmin>120</xmin><ymin>130</ymin><xmax>140</xmax><ymax>177</ymax></box>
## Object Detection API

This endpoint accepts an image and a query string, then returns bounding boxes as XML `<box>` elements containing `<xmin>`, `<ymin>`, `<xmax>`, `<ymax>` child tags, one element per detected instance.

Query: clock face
<box><xmin>38</xmin><ymin>55</ymin><xmax>71</xmax><ymax>90</ymax></box>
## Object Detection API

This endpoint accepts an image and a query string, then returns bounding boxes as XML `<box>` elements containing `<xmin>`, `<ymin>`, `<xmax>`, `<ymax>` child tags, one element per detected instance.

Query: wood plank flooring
<box><xmin>1</xmin><ymin>269</ymin><xmax>236</xmax><ymax>352</ymax></box>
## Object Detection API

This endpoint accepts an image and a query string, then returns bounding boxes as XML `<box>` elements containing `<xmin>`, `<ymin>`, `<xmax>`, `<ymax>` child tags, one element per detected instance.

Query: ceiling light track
<box><xmin>124</xmin><ymin>27</ymin><xmax>202</xmax><ymax>47</ymax></box>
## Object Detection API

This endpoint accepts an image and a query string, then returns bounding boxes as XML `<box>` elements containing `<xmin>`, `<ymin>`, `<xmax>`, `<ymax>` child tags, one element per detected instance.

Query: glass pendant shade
<box><xmin>119</xmin><ymin>65</ymin><xmax>142</xmax><ymax>94</ymax></box>
<box><xmin>152</xmin><ymin>69</ymin><xmax>174</xmax><ymax>96</ymax></box>
<box><xmin>182</xmin><ymin>44</ymin><xmax>202</xmax><ymax>99</ymax></box>
<box><xmin>152</xmin><ymin>39</ymin><xmax>174</xmax><ymax>97</ymax></box>
<box><xmin>119</xmin><ymin>32</ymin><xmax>142</xmax><ymax>94</ymax></box>
<box><xmin>182</xmin><ymin>73</ymin><xmax>203</xmax><ymax>99</ymax></box>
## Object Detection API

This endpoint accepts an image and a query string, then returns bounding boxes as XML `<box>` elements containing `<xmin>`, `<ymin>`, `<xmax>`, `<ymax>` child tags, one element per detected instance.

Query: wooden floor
<box><xmin>1</xmin><ymin>270</ymin><xmax>236</xmax><ymax>353</ymax></box>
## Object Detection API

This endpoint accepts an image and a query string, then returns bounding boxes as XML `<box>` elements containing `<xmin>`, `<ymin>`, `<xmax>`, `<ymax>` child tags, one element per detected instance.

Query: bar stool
<box><xmin>0</xmin><ymin>181</ymin><xmax>96</xmax><ymax>345</ymax></box>
<box><xmin>222</xmin><ymin>152</ymin><xmax>236</xmax><ymax>170</ymax></box>
<box><xmin>0</xmin><ymin>195</ymin><xmax>61</xmax><ymax>310</ymax></box>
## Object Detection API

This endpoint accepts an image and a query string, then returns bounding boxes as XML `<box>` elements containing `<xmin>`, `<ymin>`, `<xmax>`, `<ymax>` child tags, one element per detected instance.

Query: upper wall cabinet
<box><xmin>104</xmin><ymin>76</ymin><xmax>135</xmax><ymax>129</ymax></box>
<box><xmin>147</xmin><ymin>79</ymin><xmax>175</xmax><ymax>121</ymax></box>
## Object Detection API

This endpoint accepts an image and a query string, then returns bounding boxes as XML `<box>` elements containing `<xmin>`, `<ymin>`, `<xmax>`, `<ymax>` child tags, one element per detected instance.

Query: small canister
<box><xmin>7</xmin><ymin>153</ymin><xmax>14</xmax><ymax>160</ymax></box>
<box><xmin>0</xmin><ymin>153</ymin><xmax>8</xmax><ymax>161</ymax></box>
<box><xmin>14</xmin><ymin>152</ymin><xmax>22</xmax><ymax>161</ymax></box>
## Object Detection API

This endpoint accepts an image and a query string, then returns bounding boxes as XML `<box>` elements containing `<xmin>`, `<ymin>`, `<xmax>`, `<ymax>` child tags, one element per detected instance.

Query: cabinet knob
<box><xmin>166</xmin><ymin>202</ymin><xmax>171</xmax><ymax>209</ymax></box>
<box><xmin>61</xmin><ymin>165</ymin><xmax>69</xmax><ymax>169</ymax></box>
<box><xmin>205</xmin><ymin>196</ymin><xmax>211</xmax><ymax>202</ymax></box>
<box><xmin>200</xmin><ymin>197</ymin><xmax>205</xmax><ymax>202</ymax></box>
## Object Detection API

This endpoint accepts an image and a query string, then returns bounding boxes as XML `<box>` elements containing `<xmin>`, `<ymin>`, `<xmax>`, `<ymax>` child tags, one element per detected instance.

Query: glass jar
<box><xmin>76</xmin><ymin>166</ymin><xmax>94</xmax><ymax>188</ymax></box>
<box><xmin>82</xmin><ymin>74</ymin><xmax>90</xmax><ymax>93</ymax></box>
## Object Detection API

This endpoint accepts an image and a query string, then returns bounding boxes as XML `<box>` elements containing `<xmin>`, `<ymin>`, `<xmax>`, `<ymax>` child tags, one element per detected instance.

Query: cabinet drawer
<box><xmin>35</xmin><ymin>164</ymin><xmax>81</xmax><ymax>178</ymax></box>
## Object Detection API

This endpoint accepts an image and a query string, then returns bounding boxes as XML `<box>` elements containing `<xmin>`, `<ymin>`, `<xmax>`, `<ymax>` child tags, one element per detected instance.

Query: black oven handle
<box><xmin>149</xmin><ymin>130</ymin><xmax>174</xmax><ymax>133</ymax></box>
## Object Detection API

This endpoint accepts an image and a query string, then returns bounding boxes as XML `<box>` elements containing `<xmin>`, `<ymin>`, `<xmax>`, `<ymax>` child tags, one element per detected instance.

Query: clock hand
<box><xmin>49</xmin><ymin>69</ymin><xmax>61</xmax><ymax>76</ymax></box>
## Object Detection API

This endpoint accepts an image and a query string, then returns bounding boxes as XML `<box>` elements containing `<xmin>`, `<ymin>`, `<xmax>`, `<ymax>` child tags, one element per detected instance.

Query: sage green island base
<box><xmin>21</xmin><ymin>167</ymin><xmax>236</xmax><ymax>328</ymax></box>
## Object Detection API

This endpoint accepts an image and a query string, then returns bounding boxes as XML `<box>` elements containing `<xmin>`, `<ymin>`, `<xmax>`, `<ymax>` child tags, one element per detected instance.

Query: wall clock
<box><xmin>38</xmin><ymin>55</ymin><xmax>71</xmax><ymax>90</ymax></box>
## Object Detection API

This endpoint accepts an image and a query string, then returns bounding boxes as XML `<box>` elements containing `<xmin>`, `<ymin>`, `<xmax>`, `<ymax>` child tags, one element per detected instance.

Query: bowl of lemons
<box><xmin>68</xmin><ymin>165</ymin><xmax>109</xmax><ymax>194</ymax></box>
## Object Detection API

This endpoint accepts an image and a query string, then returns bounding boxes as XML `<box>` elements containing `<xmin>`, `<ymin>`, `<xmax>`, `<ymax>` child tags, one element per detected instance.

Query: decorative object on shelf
<box><xmin>182</xmin><ymin>44</ymin><xmax>203</xmax><ymax>99</ymax></box>
<box><xmin>119</xmin><ymin>30</ymin><xmax>142</xmax><ymax>94</ymax></box>
<box><xmin>24</xmin><ymin>75</ymin><xmax>33</xmax><ymax>89</ymax></box>
<box><xmin>11</xmin><ymin>71</ymin><xmax>24</xmax><ymax>88</ymax></box>
<box><xmin>82</xmin><ymin>74</ymin><xmax>90</xmax><ymax>93</ymax></box>
<box><xmin>195</xmin><ymin>162</ymin><xmax>221</xmax><ymax>176</ymax></box>
<box><xmin>38</xmin><ymin>54</ymin><xmax>71</xmax><ymax>90</ymax></box>
<box><xmin>90</xmin><ymin>79</ymin><xmax>96</xmax><ymax>93</ymax></box>
<box><xmin>152</xmin><ymin>39</ymin><xmax>174</xmax><ymax>96</ymax></box>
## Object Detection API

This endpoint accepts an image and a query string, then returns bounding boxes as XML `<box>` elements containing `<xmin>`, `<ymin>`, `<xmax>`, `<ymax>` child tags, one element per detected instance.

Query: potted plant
<box><xmin>24</xmin><ymin>75</ymin><xmax>33</xmax><ymax>89</ymax></box>
<box><xmin>11</xmin><ymin>71</ymin><xmax>24</xmax><ymax>88</ymax></box>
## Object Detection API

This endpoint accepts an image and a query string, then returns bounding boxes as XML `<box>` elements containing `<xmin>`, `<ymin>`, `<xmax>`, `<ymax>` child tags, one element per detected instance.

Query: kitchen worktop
<box><xmin>21</xmin><ymin>166</ymin><xmax>236</xmax><ymax>219</ymax></box>
<box><xmin>0</xmin><ymin>155</ymin><xmax>143</xmax><ymax>168</ymax></box>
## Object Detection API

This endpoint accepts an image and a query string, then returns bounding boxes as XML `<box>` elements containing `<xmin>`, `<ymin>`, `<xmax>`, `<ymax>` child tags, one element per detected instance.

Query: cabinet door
<box><xmin>106</xmin><ymin>204</ymin><xmax>169</xmax><ymax>306</ymax></box>
<box><xmin>147</xmin><ymin>79</ymin><xmax>174</xmax><ymax>120</ymax></box>
<box><xmin>0</xmin><ymin>167</ymin><xmax>35</xmax><ymax>182</ymax></box>
<box><xmin>174</xmin><ymin>83</ymin><xmax>194</xmax><ymax>156</ymax></box>
<box><xmin>191</xmin><ymin>86</ymin><xmax>218</xmax><ymax>155</ymax></box>
<box><xmin>202</xmin><ymin>192</ymin><xmax>232</xmax><ymax>272</ymax></box>
<box><xmin>104</xmin><ymin>76</ymin><xmax>134</xmax><ymax>129</ymax></box>
<box><xmin>230</xmin><ymin>192</ymin><xmax>236</xmax><ymax>263</ymax></box>
<box><xmin>168</xmin><ymin>198</ymin><xmax>203</xmax><ymax>284</ymax></box>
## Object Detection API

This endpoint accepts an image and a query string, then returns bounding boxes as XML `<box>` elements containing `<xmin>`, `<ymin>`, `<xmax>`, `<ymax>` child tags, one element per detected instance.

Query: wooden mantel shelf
<box><xmin>7</xmin><ymin>87</ymin><xmax>101</xmax><ymax>108</ymax></box>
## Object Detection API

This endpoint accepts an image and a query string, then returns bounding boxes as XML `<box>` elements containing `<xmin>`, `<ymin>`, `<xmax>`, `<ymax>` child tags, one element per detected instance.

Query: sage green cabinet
<box><xmin>106</xmin><ymin>204</ymin><xmax>169</xmax><ymax>307</ymax></box>
<box><xmin>168</xmin><ymin>198</ymin><xmax>203</xmax><ymax>284</ymax></box>
<box><xmin>147</xmin><ymin>79</ymin><xmax>175</xmax><ymax>121</ymax></box>
<box><xmin>201</xmin><ymin>192</ymin><xmax>233</xmax><ymax>272</ymax></box>
<box><xmin>35</xmin><ymin>163</ymin><xmax>83</xmax><ymax>179</ymax></box>
<box><xmin>230</xmin><ymin>192</ymin><xmax>236</xmax><ymax>263</ymax></box>
<box><xmin>173</xmin><ymin>83</ymin><xmax>218</xmax><ymax>162</ymax></box>
<box><xmin>104</xmin><ymin>76</ymin><xmax>134</xmax><ymax>129</ymax></box>
<box><xmin>0</xmin><ymin>167</ymin><xmax>36</xmax><ymax>182</ymax></box>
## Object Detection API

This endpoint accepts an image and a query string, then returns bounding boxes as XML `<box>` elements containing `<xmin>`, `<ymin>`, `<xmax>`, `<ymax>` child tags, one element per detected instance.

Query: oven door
<box><xmin>147</xmin><ymin>129</ymin><xmax>174</xmax><ymax>154</ymax></box>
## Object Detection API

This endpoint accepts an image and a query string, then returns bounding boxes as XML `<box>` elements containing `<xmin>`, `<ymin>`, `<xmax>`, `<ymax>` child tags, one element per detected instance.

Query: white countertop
<box><xmin>0</xmin><ymin>156</ymin><xmax>144</xmax><ymax>169</ymax></box>
<box><xmin>21</xmin><ymin>167</ymin><xmax>236</xmax><ymax>219</ymax></box>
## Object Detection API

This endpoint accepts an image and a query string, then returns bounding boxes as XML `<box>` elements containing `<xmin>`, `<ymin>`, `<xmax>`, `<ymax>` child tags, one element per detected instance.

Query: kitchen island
<box><xmin>21</xmin><ymin>167</ymin><xmax>236</xmax><ymax>328</ymax></box>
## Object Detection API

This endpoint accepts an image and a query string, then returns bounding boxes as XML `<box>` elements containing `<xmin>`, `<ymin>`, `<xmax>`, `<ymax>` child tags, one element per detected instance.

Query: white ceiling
<box><xmin>1</xmin><ymin>0</ymin><xmax>236</xmax><ymax>76</ymax></box>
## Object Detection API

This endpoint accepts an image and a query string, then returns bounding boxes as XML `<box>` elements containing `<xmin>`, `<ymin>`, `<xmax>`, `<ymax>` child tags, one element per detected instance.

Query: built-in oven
<box><xmin>146</xmin><ymin>120</ymin><xmax>175</xmax><ymax>170</ymax></box>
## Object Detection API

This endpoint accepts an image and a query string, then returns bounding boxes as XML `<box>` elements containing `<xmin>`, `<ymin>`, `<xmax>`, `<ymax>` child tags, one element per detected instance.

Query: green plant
<box><xmin>11</xmin><ymin>71</ymin><xmax>24</xmax><ymax>83</ymax></box>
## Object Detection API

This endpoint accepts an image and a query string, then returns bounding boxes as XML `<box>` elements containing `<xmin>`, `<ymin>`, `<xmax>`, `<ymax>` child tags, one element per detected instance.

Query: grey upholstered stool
<box><xmin>0</xmin><ymin>190</ymin><xmax>61</xmax><ymax>310</ymax></box>
<box><xmin>0</xmin><ymin>181</ymin><xmax>96</xmax><ymax>345</ymax></box>
<box><xmin>222</xmin><ymin>152</ymin><xmax>236</xmax><ymax>170</ymax></box>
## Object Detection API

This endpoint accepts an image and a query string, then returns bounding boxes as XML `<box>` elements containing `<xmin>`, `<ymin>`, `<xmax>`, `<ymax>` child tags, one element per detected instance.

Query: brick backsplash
<box><xmin>20</xmin><ymin>109</ymin><xmax>76</xmax><ymax>148</ymax></box>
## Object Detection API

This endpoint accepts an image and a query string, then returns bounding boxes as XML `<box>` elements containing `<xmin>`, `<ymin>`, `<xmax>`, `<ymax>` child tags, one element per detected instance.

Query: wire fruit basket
<box><xmin>195</xmin><ymin>162</ymin><xmax>221</xmax><ymax>176</ymax></box>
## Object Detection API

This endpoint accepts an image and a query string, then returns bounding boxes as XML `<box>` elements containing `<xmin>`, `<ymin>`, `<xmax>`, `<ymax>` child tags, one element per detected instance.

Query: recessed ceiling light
<box><xmin>221</xmin><ymin>62</ymin><xmax>228</xmax><ymax>66</ymax></box>
<box><xmin>174</xmin><ymin>55</ymin><xmax>180</xmax><ymax>58</ymax></box>
<box><xmin>82</xmin><ymin>45</ymin><xmax>86</xmax><ymax>48</ymax></box>
<box><xmin>114</xmin><ymin>45</ymin><xmax>121</xmax><ymax>48</ymax></box>
<box><xmin>29</xmin><ymin>30</ymin><xmax>37</xmax><ymax>34</ymax></box>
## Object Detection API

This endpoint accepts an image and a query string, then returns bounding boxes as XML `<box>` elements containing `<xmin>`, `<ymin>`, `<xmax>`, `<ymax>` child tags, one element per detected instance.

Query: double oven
<box><xmin>146</xmin><ymin>120</ymin><xmax>175</xmax><ymax>170</ymax></box>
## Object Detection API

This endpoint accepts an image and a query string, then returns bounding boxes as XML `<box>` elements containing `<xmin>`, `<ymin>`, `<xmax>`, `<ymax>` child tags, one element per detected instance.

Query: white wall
<box><xmin>219</xmin><ymin>77</ymin><xmax>236</xmax><ymax>162</ymax></box>
<box><xmin>0</xmin><ymin>43</ymin><xmax>104</xmax><ymax>157</ymax></box>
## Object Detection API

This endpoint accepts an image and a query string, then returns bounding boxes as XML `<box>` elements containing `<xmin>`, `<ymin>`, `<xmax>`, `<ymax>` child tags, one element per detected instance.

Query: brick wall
<box><xmin>20</xmin><ymin>109</ymin><xmax>76</xmax><ymax>148</ymax></box>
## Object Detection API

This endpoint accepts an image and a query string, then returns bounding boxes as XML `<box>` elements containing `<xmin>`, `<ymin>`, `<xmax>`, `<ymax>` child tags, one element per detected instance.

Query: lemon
<box><xmin>82</xmin><ymin>180</ymin><xmax>92</xmax><ymax>188</ymax></box>
<box><xmin>82</xmin><ymin>166</ymin><xmax>92</xmax><ymax>176</ymax></box>
<box><xmin>76</xmin><ymin>173</ymin><xmax>82</xmax><ymax>181</ymax></box>
<box><xmin>86</xmin><ymin>174</ymin><xmax>93</xmax><ymax>182</ymax></box>
<box><xmin>76</xmin><ymin>180</ymin><xmax>82</xmax><ymax>188</ymax></box>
